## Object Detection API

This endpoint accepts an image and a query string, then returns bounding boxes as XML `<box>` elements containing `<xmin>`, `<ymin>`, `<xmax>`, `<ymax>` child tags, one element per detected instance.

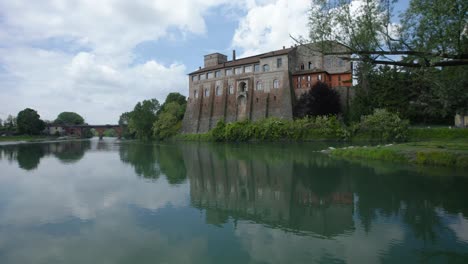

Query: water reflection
<box><xmin>0</xmin><ymin>140</ymin><xmax>468</xmax><ymax>263</ymax></box>
<box><xmin>0</xmin><ymin>140</ymin><xmax>91</xmax><ymax>170</ymax></box>
<box><xmin>183</xmin><ymin>143</ymin><xmax>354</xmax><ymax>237</ymax></box>
<box><xmin>119</xmin><ymin>142</ymin><xmax>187</xmax><ymax>184</ymax></box>
<box><xmin>180</xmin><ymin>143</ymin><xmax>468</xmax><ymax>262</ymax></box>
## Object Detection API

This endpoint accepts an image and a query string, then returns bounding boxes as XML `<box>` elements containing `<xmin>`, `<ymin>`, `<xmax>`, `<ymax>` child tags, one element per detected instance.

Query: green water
<box><xmin>0</xmin><ymin>139</ymin><xmax>468</xmax><ymax>264</ymax></box>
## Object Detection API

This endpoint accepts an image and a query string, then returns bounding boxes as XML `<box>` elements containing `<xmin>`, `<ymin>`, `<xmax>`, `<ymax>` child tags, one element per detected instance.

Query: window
<box><xmin>215</xmin><ymin>70</ymin><xmax>221</xmax><ymax>78</ymax></box>
<box><xmin>199</xmin><ymin>74</ymin><xmax>206</xmax><ymax>80</ymax></box>
<box><xmin>256</xmin><ymin>81</ymin><xmax>263</xmax><ymax>90</ymax></box>
<box><xmin>308</xmin><ymin>62</ymin><xmax>312</xmax><ymax>69</ymax></box>
<box><xmin>338</xmin><ymin>75</ymin><xmax>341</xmax><ymax>81</ymax></box>
<box><xmin>244</xmin><ymin>65</ymin><xmax>252</xmax><ymax>73</ymax></box>
<box><xmin>254</xmin><ymin>64</ymin><xmax>260</xmax><ymax>72</ymax></box>
<box><xmin>204</xmin><ymin>88</ymin><xmax>209</xmax><ymax>97</ymax></box>
<box><xmin>273</xmin><ymin>79</ymin><xmax>279</xmax><ymax>89</ymax></box>
<box><xmin>194</xmin><ymin>90</ymin><xmax>198</xmax><ymax>98</ymax></box>
<box><xmin>239</xmin><ymin>82</ymin><xmax>247</xmax><ymax>92</ymax></box>
<box><xmin>226</xmin><ymin>69</ymin><xmax>233</xmax><ymax>76</ymax></box>
<box><xmin>262</xmin><ymin>64</ymin><xmax>270</xmax><ymax>72</ymax></box>
<box><xmin>207</xmin><ymin>72</ymin><xmax>214</xmax><ymax>79</ymax></box>
<box><xmin>192</xmin><ymin>75</ymin><xmax>198</xmax><ymax>82</ymax></box>
<box><xmin>300</xmin><ymin>63</ymin><xmax>304</xmax><ymax>70</ymax></box>
<box><xmin>229</xmin><ymin>85</ymin><xmax>234</xmax><ymax>94</ymax></box>
<box><xmin>277</xmin><ymin>58</ymin><xmax>282</xmax><ymax>68</ymax></box>
<box><xmin>297</xmin><ymin>77</ymin><xmax>301</xmax><ymax>88</ymax></box>
<box><xmin>307</xmin><ymin>76</ymin><xmax>311</xmax><ymax>82</ymax></box>
<box><xmin>318</xmin><ymin>74</ymin><xmax>322</xmax><ymax>81</ymax></box>
<box><xmin>216</xmin><ymin>86</ymin><xmax>222</xmax><ymax>96</ymax></box>
<box><xmin>235</xmin><ymin>67</ymin><xmax>242</xmax><ymax>75</ymax></box>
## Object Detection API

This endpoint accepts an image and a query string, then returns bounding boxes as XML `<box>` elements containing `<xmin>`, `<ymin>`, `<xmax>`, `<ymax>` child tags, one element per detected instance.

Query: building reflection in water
<box><xmin>183</xmin><ymin>143</ymin><xmax>354</xmax><ymax>237</ymax></box>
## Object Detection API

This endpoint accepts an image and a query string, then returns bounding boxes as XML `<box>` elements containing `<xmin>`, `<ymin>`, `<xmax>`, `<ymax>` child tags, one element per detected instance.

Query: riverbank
<box><xmin>173</xmin><ymin>127</ymin><xmax>468</xmax><ymax>143</ymax></box>
<box><xmin>0</xmin><ymin>135</ymin><xmax>54</xmax><ymax>142</ymax></box>
<box><xmin>0</xmin><ymin>135</ymin><xmax>83</xmax><ymax>145</ymax></box>
<box><xmin>327</xmin><ymin>140</ymin><xmax>468</xmax><ymax>168</ymax></box>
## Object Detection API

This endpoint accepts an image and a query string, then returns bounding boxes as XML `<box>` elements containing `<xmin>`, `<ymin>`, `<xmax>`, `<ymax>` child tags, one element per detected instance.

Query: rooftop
<box><xmin>189</xmin><ymin>47</ymin><xmax>294</xmax><ymax>75</ymax></box>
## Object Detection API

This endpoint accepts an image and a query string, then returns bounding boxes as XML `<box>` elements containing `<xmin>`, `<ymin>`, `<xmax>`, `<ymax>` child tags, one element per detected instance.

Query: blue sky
<box><xmin>0</xmin><ymin>0</ymin><xmax>409</xmax><ymax>123</ymax></box>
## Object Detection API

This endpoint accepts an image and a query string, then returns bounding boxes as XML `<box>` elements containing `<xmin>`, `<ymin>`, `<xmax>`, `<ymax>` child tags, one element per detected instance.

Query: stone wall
<box><xmin>182</xmin><ymin>42</ymin><xmax>352</xmax><ymax>134</ymax></box>
<box><xmin>182</xmin><ymin>54</ymin><xmax>294</xmax><ymax>133</ymax></box>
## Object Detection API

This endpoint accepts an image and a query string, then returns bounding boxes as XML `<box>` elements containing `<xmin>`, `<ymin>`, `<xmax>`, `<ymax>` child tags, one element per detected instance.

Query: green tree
<box><xmin>128</xmin><ymin>99</ymin><xmax>160</xmax><ymax>140</ymax></box>
<box><xmin>4</xmin><ymin>115</ymin><xmax>17</xmax><ymax>133</ymax></box>
<box><xmin>306</xmin><ymin>0</ymin><xmax>467</xmax><ymax>68</ymax></box>
<box><xmin>159</xmin><ymin>92</ymin><xmax>187</xmax><ymax>113</ymax></box>
<box><xmin>16</xmin><ymin>108</ymin><xmax>45</xmax><ymax>135</ymax></box>
<box><xmin>119</xmin><ymin>112</ymin><xmax>134</xmax><ymax>139</ymax></box>
<box><xmin>294</xmin><ymin>82</ymin><xmax>341</xmax><ymax>118</ymax></box>
<box><xmin>54</xmin><ymin>112</ymin><xmax>85</xmax><ymax>125</ymax></box>
<box><xmin>153</xmin><ymin>93</ymin><xmax>187</xmax><ymax>140</ymax></box>
<box><xmin>153</xmin><ymin>102</ymin><xmax>183</xmax><ymax>140</ymax></box>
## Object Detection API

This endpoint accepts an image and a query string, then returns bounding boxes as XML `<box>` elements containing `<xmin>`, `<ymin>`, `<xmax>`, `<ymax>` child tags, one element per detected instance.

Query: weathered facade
<box><xmin>182</xmin><ymin>42</ymin><xmax>353</xmax><ymax>133</ymax></box>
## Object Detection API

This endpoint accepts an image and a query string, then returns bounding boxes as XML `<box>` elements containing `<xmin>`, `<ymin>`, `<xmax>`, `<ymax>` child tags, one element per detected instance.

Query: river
<box><xmin>0</xmin><ymin>138</ymin><xmax>467</xmax><ymax>263</ymax></box>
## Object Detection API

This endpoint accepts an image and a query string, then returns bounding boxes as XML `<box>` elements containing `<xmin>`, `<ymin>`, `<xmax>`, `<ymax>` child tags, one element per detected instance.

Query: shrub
<box><xmin>356</xmin><ymin>109</ymin><xmax>409</xmax><ymax>142</ymax></box>
<box><xmin>224</xmin><ymin>121</ymin><xmax>252</xmax><ymax>141</ymax></box>
<box><xmin>251</xmin><ymin>118</ymin><xmax>289</xmax><ymax>140</ymax></box>
<box><xmin>211</xmin><ymin>120</ymin><xmax>226</xmax><ymax>141</ymax></box>
<box><xmin>207</xmin><ymin>116</ymin><xmax>349</xmax><ymax>142</ymax></box>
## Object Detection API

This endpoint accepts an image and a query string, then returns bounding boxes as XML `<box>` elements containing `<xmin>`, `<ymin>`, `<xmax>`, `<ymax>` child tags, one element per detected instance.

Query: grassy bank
<box><xmin>329</xmin><ymin>140</ymin><xmax>468</xmax><ymax>168</ymax></box>
<box><xmin>174</xmin><ymin>126</ymin><xmax>467</xmax><ymax>143</ymax></box>
<box><xmin>0</xmin><ymin>135</ymin><xmax>53</xmax><ymax>142</ymax></box>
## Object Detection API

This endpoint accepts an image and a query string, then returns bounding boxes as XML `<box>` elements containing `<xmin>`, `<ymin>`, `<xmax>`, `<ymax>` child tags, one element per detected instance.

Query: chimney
<box><xmin>232</xmin><ymin>50</ymin><xmax>236</xmax><ymax>61</ymax></box>
<box><xmin>199</xmin><ymin>66</ymin><xmax>201</xmax><ymax>70</ymax></box>
<box><xmin>283</xmin><ymin>46</ymin><xmax>285</xmax><ymax>49</ymax></box>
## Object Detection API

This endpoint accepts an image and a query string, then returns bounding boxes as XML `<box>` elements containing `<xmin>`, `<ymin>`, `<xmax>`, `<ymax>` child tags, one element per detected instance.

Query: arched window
<box><xmin>256</xmin><ymin>81</ymin><xmax>263</xmax><ymax>90</ymax></box>
<box><xmin>262</xmin><ymin>64</ymin><xmax>270</xmax><ymax>72</ymax></box>
<box><xmin>204</xmin><ymin>88</ymin><xmax>209</xmax><ymax>97</ymax></box>
<box><xmin>216</xmin><ymin>86</ymin><xmax>222</xmax><ymax>96</ymax></box>
<box><xmin>229</xmin><ymin>85</ymin><xmax>234</xmax><ymax>94</ymax></box>
<box><xmin>300</xmin><ymin>63</ymin><xmax>304</xmax><ymax>70</ymax></box>
<box><xmin>239</xmin><ymin>82</ymin><xmax>247</xmax><ymax>92</ymax></box>
<box><xmin>308</xmin><ymin>62</ymin><xmax>312</xmax><ymax>69</ymax></box>
<box><xmin>273</xmin><ymin>79</ymin><xmax>280</xmax><ymax>89</ymax></box>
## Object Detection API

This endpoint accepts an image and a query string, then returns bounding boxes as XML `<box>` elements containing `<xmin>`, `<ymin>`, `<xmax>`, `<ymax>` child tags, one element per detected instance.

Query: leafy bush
<box><xmin>208</xmin><ymin>116</ymin><xmax>348</xmax><ymax>142</ymax></box>
<box><xmin>355</xmin><ymin>109</ymin><xmax>409</xmax><ymax>142</ymax></box>
<box><xmin>211</xmin><ymin>119</ymin><xmax>226</xmax><ymax>142</ymax></box>
<box><xmin>224</xmin><ymin>121</ymin><xmax>252</xmax><ymax>141</ymax></box>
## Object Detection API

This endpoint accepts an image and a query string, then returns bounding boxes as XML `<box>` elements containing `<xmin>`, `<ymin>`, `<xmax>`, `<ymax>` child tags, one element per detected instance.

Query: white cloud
<box><xmin>0</xmin><ymin>0</ymin><xmax>231</xmax><ymax>123</ymax></box>
<box><xmin>0</xmin><ymin>0</ymin><xmax>317</xmax><ymax>123</ymax></box>
<box><xmin>231</xmin><ymin>0</ymin><xmax>310</xmax><ymax>57</ymax></box>
<box><xmin>0</xmin><ymin>46</ymin><xmax>187</xmax><ymax>123</ymax></box>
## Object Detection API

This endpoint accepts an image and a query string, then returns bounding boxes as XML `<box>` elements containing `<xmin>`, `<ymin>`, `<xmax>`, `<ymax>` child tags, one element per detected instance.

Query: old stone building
<box><xmin>182</xmin><ymin>42</ymin><xmax>353</xmax><ymax>133</ymax></box>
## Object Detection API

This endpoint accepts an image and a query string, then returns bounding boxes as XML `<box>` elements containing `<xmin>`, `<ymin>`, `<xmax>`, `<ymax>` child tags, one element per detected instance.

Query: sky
<box><xmin>0</xmin><ymin>0</ymin><xmax>409</xmax><ymax>124</ymax></box>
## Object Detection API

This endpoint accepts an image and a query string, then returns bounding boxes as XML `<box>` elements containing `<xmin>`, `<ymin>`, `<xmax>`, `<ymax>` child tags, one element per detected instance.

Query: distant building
<box><xmin>44</xmin><ymin>124</ymin><xmax>66</xmax><ymax>136</ymax></box>
<box><xmin>182</xmin><ymin>42</ymin><xmax>353</xmax><ymax>133</ymax></box>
